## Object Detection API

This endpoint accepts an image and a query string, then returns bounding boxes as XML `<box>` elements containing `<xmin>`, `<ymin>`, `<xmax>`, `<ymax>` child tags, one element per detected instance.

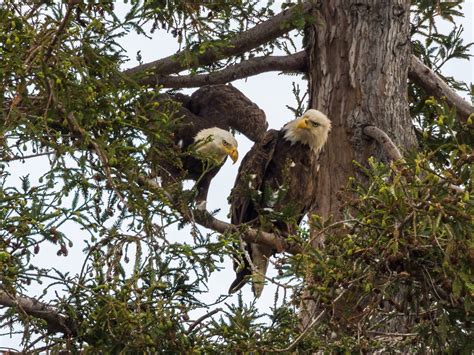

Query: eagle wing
<box><xmin>228</xmin><ymin>129</ymin><xmax>280</xmax><ymax>295</ymax></box>
<box><xmin>189</xmin><ymin>84</ymin><xmax>268</xmax><ymax>143</ymax></box>
<box><xmin>229</xmin><ymin>131</ymin><xmax>321</xmax><ymax>296</ymax></box>
<box><xmin>230</xmin><ymin>129</ymin><xmax>280</xmax><ymax>225</ymax></box>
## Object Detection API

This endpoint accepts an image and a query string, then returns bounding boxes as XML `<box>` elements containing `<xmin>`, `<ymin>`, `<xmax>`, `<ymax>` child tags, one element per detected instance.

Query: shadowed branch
<box><xmin>137</xmin><ymin>176</ymin><xmax>303</xmax><ymax>255</ymax></box>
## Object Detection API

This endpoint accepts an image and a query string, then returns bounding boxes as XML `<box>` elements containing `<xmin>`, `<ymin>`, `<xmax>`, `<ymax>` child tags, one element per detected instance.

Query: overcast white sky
<box><xmin>2</xmin><ymin>1</ymin><xmax>472</xmax><ymax>349</ymax></box>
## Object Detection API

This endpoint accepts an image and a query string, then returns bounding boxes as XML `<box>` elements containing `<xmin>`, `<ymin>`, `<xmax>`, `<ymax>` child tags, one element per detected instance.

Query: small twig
<box><xmin>22</xmin><ymin>333</ymin><xmax>49</xmax><ymax>353</ymax></box>
<box><xmin>44</xmin><ymin>0</ymin><xmax>80</xmax><ymax>62</ymax></box>
<box><xmin>307</xmin><ymin>219</ymin><xmax>358</xmax><ymax>249</ymax></box>
<box><xmin>59</xmin><ymin>106</ymin><xmax>127</xmax><ymax>206</ymax></box>
<box><xmin>3</xmin><ymin>151</ymin><xmax>54</xmax><ymax>162</ymax></box>
<box><xmin>239</xmin><ymin>240</ymin><xmax>293</xmax><ymax>291</ymax></box>
<box><xmin>269</xmin><ymin>309</ymin><xmax>327</xmax><ymax>353</ymax></box>
<box><xmin>187</xmin><ymin>308</ymin><xmax>222</xmax><ymax>334</ymax></box>
<box><xmin>367</xmin><ymin>330</ymin><xmax>418</xmax><ymax>337</ymax></box>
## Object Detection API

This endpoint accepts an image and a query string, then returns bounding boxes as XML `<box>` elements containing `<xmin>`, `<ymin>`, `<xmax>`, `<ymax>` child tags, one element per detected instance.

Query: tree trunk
<box><xmin>301</xmin><ymin>0</ymin><xmax>417</xmax><ymax>328</ymax></box>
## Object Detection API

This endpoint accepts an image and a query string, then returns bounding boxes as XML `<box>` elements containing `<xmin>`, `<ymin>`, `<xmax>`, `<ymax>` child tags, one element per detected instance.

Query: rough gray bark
<box><xmin>309</xmin><ymin>0</ymin><xmax>417</xmax><ymax>220</ymax></box>
<box><xmin>302</xmin><ymin>0</ymin><xmax>417</xmax><ymax>328</ymax></box>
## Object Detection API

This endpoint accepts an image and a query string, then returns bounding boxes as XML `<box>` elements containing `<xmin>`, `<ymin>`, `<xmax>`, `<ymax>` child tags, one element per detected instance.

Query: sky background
<box><xmin>1</xmin><ymin>0</ymin><xmax>473</xmax><ymax>349</ymax></box>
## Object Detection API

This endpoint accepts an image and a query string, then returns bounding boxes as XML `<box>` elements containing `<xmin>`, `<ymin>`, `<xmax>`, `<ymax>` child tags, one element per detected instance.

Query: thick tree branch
<box><xmin>137</xmin><ymin>176</ymin><xmax>303</xmax><ymax>255</ymax></box>
<box><xmin>363</xmin><ymin>126</ymin><xmax>403</xmax><ymax>161</ymax></box>
<box><xmin>153</xmin><ymin>52</ymin><xmax>307</xmax><ymax>88</ymax></box>
<box><xmin>194</xmin><ymin>209</ymin><xmax>302</xmax><ymax>254</ymax></box>
<box><xmin>124</xmin><ymin>2</ymin><xmax>313</xmax><ymax>79</ymax></box>
<box><xmin>409</xmin><ymin>56</ymin><xmax>474</xmax><ymax>122</ymax></box>
<box><xmin>125</xmin><ymin>1</ymin><xmax>474</xmax><ymax>123</ymax></box>
<box><xmin>44</xmin><ymin>0</ymin><xmax>80</xmax><ymax>62</ymax></box>
<box><xmin>0</xmin><ymin>290</ymin><xmax>75</xmax><ymax>335</ymax></box>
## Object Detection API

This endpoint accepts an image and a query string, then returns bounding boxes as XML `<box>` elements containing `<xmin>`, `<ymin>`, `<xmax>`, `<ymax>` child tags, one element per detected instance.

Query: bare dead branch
<box><xmin>0</xmin><ymin>290</ymin><xmax>74</xmax><ymax>336</ymax></box>
<box><xmin>363</xmin><ymin>126</ymin><xmax>403</xmax><ymax>161</ymax></box>
<box><xmin>124</xmin><ymin>2</ymin><xmax>313</xmax><ymax>79</ymax></box>
<box><xmin>367</xmin><ymin>330</ymin><xmax>418</xmax><ymax>337</ymax></box>
<box><xmin>56</xmin><ymin>105</ymin><xmax>128</xmax><ymax>206</ymax></box>
<box><xmin>3</xmin><ymin>151</ymin><xmax>54</xmax><ymax>162</ymax></box>
<box><xmin>409</xmin><ymin>56</ymin><xmax>474</xmax><ymax>122</ymax></box>
<box><xmin>152</xmin><ymin>52</ymin><xmax>307</xmax><ymax>88</ymax></box>
<box><xmin>194</xmin><ymin>209</ymin><xmax>300</xmax><ymax>253</ymax></box>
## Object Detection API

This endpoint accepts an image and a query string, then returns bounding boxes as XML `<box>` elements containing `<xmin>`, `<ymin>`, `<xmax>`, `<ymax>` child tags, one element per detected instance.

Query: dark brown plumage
<box><xmin>188</xmin><ymin>84</ymin><xmax>268</xmax><ymax>142</ymax></box>
<box><xmin>229</xmin><ymin>110</ymin><xmax>331</xmax><ymax>296</ymax></box>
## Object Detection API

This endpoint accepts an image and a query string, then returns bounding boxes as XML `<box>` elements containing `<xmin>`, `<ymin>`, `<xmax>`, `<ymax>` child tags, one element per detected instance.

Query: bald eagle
<box><xmin>229</xmin><ymin>109</ymin><xmax>331</xmax><ymax>297</ymax></box>
<box><xmin>150</xmin><ymin>104</ymin><xmax>238</xmax><ymax>205</ymax></box>
<box><xmin>147</xmin><ymin>85</ymin><xmax>268</xmax><ymax>206</ymax></box>
<box><xmin>184</xmin><ymin>126</ymin><xmax>238</xmax><ymax>204</ymax></box>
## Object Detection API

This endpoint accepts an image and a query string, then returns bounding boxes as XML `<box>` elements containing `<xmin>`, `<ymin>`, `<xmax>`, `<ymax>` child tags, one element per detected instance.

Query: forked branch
<box><xmin>363</xmin><ymin>126</ymin><xmax>403</xmax><ymax>161</ymax></box>
<box><xmin>137</xmin><ymin>176</ymin><xmax>303</xmax><ymax>255</ymax></box>
<box><xmin>124</xmin><ymin>2</ymin><xmax>313</xmax><ymax>79</ymax></box>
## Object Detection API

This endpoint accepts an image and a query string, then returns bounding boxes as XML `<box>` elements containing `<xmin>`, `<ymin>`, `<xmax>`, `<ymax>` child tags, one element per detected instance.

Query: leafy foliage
<box><xmin>0</xmin><ymin>0</ymin><xmax>472</xmax><ymax>353</ymax></box>
<box><xmin>302</xmin><ymin>152</ymin><xmax>472</xmax><ymax>352</ymax></box>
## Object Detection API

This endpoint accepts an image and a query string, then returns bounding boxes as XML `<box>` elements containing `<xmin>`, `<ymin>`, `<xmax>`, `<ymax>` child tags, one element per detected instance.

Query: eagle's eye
<box><xmin>310</xmin><ymin>121</ymin><xmax>321</xmax><ymax>127</ymax></box>
<box><xmin>222</xmin><ymin>140</ymin><xmax>231</xmax><ymax>147</ymax></box>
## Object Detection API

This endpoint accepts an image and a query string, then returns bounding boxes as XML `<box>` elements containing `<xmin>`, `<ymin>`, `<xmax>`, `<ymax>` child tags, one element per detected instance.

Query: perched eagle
<box><xmin>174</xmin><ymin>124</ymin><xmax>238</xmax><ymax>205</ymax></box>
<box><xmin>147</xmin><ymin>85</ymin><xmax>267</xmax><ymax>206</ymax></box>
<box><xmin>228</xmin><ymin>109</ymin><xmax>331</xmax><ymax>297</ymax></box>
<box><xmin>149</xmin><ymin>99</ymin><xmax>238</xmax><ymax>205</ymax></box>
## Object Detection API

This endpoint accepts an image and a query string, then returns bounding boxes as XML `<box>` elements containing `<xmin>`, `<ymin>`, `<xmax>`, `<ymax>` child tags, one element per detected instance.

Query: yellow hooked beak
<box><xmin>297</xmin><ymin>117</ymin><xmax>310</xmax><ymax>129</ymax></box>
<box><xmin>229</xmin><ymin>147</ymin><xmax>239</xmax><ymax>164</ymax></box>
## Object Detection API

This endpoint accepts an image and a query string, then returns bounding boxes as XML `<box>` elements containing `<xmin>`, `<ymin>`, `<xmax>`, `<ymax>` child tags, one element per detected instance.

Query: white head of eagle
<box><xmin>194</xmin><ymin>127</ymin><xmax>239</xmax><ymax>163</ymax></box>
<box><xmin>283</xmin><ymin>109</ymin><xmax>331</xmax><ymax>153</ymax></box>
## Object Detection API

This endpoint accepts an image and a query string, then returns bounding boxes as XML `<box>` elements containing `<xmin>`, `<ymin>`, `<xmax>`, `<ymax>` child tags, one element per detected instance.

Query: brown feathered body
<box><xmin>229</xmin><ymin>110</ymin><xmax>331</xmax><ymax>297</ymax></box>
<box><xmin>229</xmin><ymin>130</ymin><xmax>321</xmax><ymax>296</ymax></box>
<box><xmin>148</xmin><ymin>84</ymin><xmax>268</xmax><ymax>204</ymax></box>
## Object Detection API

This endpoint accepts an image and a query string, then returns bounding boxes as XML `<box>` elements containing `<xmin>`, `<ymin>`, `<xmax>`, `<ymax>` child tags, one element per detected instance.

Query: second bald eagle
<box><xmin>229</xmin><ymin>109</ymin><xmax>331</xmax><ymax>297</ymax></box>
